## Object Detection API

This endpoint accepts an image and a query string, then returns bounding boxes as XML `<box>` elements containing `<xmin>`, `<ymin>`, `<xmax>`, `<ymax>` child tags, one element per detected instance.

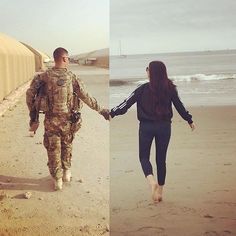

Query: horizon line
<box><xmin>110</xmin><ymin>48</ymin><xmax>236</xmax><ymax>57</ymax></box>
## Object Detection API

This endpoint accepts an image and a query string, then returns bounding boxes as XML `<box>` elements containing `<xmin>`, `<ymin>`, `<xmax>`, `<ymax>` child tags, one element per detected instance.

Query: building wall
<box><xmin>94</xmin><ymin>56</ymin><xmax>109</xmax><ymax>68</ymax></box>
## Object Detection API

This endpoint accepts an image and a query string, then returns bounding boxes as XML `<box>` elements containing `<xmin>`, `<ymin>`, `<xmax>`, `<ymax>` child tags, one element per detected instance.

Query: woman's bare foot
<box><xmin>151</xmin><ymin>183</ymin><xmax>159</xmax><ymax>202</ymax></box>
<box><xmin>146</xmin><ymin>175</ymin><xmax>159</xmax><ymax>202</ymax></box>
<box><xmin>157</xmin><ymin>195</ymin><xmax>163</xmax><ymax>202</ymax></box>
<box><xmin>157</xmin><ymin>185</ymin><xmax>163</xmax><ymax>202</ymax></box>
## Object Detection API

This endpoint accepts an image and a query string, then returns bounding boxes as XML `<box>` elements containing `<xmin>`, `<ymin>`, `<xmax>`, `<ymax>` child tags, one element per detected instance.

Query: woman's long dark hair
<box><xmin>148</xmin><ymin>61</ymin><xmax>175</xmax><ymax>117</ymax></box>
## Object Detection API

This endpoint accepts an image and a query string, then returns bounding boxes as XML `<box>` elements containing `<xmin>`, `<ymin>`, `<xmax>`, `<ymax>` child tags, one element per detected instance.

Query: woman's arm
<box><xmin>110</xmin><ymin>85</ymin><xmax>143</xmax><ymax>118</ymax></box>
<box><xmin>171</xmin><ymin>87</ymin><xmax>193</xmax><ymax>124</ymax></box>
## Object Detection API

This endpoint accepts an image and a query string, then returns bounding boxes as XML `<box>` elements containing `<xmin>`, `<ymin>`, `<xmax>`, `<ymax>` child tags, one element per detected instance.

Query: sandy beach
<box><xmin>0</xmin><ymin>64</ymin><xmax>236</xmax><ymax>236</ymax></box>
<box><xmin>0</xmin><ymin>65</ymin><xmax>109</xmax><ymax>236</ymax></box>
<box><xmin>110</xmin><ymin>106</ymin><xmax>236</xmax><ymax>236</ymax></box>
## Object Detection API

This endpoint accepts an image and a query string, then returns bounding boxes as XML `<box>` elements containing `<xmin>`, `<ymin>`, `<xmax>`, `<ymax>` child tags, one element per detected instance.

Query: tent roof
<box><xmin>21</xmin><ymin>42</ymin><xmax>51</xmax><ymax>61</ymax></box>
<box><xmin>0</xmin><ymin>32</ymin><xmax>33</xmax><ymax>56</ymax></box>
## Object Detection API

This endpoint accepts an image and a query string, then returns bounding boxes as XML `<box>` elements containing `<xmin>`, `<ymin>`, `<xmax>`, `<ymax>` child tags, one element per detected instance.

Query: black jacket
<box><xmin>110</xmin><ymin>82</ymin><xmax>193</xmax><ymax>124</ymax></box>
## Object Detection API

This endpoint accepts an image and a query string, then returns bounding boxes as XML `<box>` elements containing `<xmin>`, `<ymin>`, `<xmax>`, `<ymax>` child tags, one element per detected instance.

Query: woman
<box><xmin>110</xmin><ymin>61</ymin><xmax>195</xmax><ymax>203</ymax></box>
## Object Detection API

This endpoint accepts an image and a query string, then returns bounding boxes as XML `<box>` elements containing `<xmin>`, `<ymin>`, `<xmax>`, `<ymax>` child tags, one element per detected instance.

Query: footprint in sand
<box><xmin>204</xmin><ymin>230</ymin><xmax>232</xmax><ymax>236</ymax></box>
<box><xmin>204</xmin><ymin>231</ymin><xmax>219</xmax><ymax>236</ymax></box>
<box><xmin>204</xmin><ymin>214</ymin><xmax>214</xmax><ymax>219</ymax></box>
<box><xmin>204</xmin><ymin>231</ymin><xmax>232</xmax><ymax>236</ymax></box>
<box><xmin>129</xmin><ymin>226</ymin><xmax>165</xmax><ymax>235</ymax></box>
<box><xmin>136</xmin><ymin>200</ymin><xmax>149</xmax><ymax>209</ymax></box>
<box><xmin>111</xmin><ymin>207</ymin><xmax>121</xmax><ymax>214</ymax></box>
<box><xmin>224</xmin><ymin>201</ymin><xmax>236</xmax><ymax>207</ymax></box>
<box><xmin>222</xmin><ymin>231</ymin><xmax>232</xmax><ymax>235</ymax></box>
<box><xmin>124</xmin><ymin>170</ymin><xmax>134</xmax><ymax>173</ymax></box>
<box><xmin>223</xmin><ymin>163</ymin><xmax>232</xmax><ymax>166</ymax></box>
<box><xmin>181</xmin><ymin>206</ymin><xmax>197</xmax><ymax>214</ymax></box>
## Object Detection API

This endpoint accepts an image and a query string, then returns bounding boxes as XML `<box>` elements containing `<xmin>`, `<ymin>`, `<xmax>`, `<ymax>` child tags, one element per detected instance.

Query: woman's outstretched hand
<box><xmin>189</xmin><ymin>122</ymin><xmax>195</xmax><ymax>131</ymax></box>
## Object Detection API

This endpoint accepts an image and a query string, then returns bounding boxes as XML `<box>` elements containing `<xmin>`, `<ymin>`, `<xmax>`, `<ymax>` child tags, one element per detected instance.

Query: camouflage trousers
<box><xmin>43</xmin><ymin>114</ymin><xmax>81</xmax><ymax>180</ymax></box>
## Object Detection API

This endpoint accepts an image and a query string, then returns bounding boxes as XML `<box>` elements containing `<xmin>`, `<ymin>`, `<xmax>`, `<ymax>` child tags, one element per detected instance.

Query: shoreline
<box><xmin>110</xmin><ymin>77</ymin><xmax>236</xmax><ymax>107</ymax></box>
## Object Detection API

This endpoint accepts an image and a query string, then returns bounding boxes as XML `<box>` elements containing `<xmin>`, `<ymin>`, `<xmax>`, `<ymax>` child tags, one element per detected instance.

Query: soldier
<box><xmin>26</xmin><ymin>47</ymin><xmax>109</xmax><ymax>190</ymax></box>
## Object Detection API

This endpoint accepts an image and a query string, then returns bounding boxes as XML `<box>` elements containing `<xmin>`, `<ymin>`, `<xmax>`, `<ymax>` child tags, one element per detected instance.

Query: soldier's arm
<box><xmin>74</xmin><ymin>76</ymin><xmax>102</xmax><ymax>112</ymax></box>
<box><xmin>26</xmin><ymin>74</ymin><xmax>43</xmax><ymax>133</ymax></box>
<box><xmin>72</xmin><ymin>75</ymin><xmax>109</xmax><ymax>120</ymax></box>
<box><xmin>26</xmin><ymin>74</ymin><xmax>42</xmax><ymax>111</ymax></box>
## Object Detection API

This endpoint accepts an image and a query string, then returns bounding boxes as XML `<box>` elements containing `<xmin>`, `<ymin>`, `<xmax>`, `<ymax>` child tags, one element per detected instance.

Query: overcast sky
<box><xmin>111</xmin><ymin>0</ymin><xmax>236</xmax><ymax>55</ymax></box>
<box><xmin>0</xmin><ymin>0</ymin><xmax>109</xmax><ymax>56</ymax></box>
<box><xmin>0</xmin><ymin>1</ymin><xmax>235</xmax><ymax>56</ymax></box>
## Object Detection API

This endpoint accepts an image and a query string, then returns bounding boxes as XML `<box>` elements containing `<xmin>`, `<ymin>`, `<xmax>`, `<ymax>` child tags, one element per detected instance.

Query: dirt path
<box><xmin>0</xmin><ymin>65</ymin><xmax>109</xmax><ymax>236</ymax></box>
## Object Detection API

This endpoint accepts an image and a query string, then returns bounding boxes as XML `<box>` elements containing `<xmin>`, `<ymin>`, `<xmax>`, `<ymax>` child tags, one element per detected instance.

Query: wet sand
<box><xmin>0</xmin><ymin>65</ymin><xmax>109</xmax><ymax>236</ymax></box>
<box><xmin>110</xmin><ymin>106</ymin><xmax>236</xmax><ymax>236</ymax></box>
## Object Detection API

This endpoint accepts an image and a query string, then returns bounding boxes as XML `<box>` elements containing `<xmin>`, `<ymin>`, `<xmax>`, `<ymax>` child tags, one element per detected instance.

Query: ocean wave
<box><xmin>110</xmin><ymin>73</ymin><xmax>236</xmax><ymax>87</ymax></box>
<box><xmin>109</xmin><ymin>78</ymin><xmax>144</xmax><ymax>86</ymax></box>
<box><xmin>170</xmin><ymin>73</ymin><xmax>236</xmax><ymax>82</ymax></box>
<box><xmin>133</xmin><ymin>73</ymin><xmax>236</xmax><ymax>84</ymax></box>
<box><xmin>109</xmin><ymin>79</ymin><xmax>130</xmax><ymax>86</ymax></box>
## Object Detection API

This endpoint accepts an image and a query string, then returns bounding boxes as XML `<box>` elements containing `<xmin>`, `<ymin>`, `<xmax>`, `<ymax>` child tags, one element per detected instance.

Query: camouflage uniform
<box><xmin>26</xmin><ymin>67</ymin><xmax>102</xmax><ymax>180</ymax></box>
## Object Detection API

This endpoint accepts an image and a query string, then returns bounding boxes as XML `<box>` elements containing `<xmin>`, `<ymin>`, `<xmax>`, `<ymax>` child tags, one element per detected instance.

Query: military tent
<box><xmin>0</xmin><ymin>33</ymin><xmax>35</xmax><ymax>101</ymax></box>
<box><xmin>21</xmin><ymin>42</ymin><xmax>50</xmax><ymax>72</ymax></box>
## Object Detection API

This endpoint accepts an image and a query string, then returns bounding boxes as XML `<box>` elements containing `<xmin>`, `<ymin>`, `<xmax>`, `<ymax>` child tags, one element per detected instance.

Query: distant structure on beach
<box><xmin>118</xmin><ymin>40</ymin><xmax>127</xmax><ymax>58</ymax></box>
<box><xmin>70</xmin><ymin>48</ymin><xmax>109</xmax><ymax>68</ymax></box>
<box><xmin>21</xmin><ymin>42</ymin><xmax>51</xmax><ymax>72</ymax></box>
<box><xmin>0</xmin><ymin>33</ymin><xmax>35</xmax><ymax>101</ymax></box>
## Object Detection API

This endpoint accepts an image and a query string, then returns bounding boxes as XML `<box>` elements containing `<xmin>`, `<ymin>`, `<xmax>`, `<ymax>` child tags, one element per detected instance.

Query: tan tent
<box><xmin>39</xmin><ymin>51</ymin><xmax>50</xmax><ymax>63</ymax></box>
<box><xmin>21</xmin><ymin>42</ymin><xmax>50</xmax><ymax>72</ymax></box>
<box><xmin>0</xmin><ymin>33</ymin><xmax>35</xmax><ymax>101</ymax></box>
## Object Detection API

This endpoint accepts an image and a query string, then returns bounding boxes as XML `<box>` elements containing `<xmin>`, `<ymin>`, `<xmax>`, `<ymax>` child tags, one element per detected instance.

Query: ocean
<box><xmin>110</xmin><ymin>50</ymin><xmax>236</xmax><ymax>108</ymax></box>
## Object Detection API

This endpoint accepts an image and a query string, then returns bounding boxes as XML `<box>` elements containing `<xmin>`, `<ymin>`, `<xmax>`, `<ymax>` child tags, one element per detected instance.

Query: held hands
<box><xmin>189</xmin><ymin>122</ymin><xmax>195</xmax><ymax>131</ymax></box>
<box><xmin>99</xmin><ymin>109</ymin><xmax>111</xmax><ymax>121</ymax></box>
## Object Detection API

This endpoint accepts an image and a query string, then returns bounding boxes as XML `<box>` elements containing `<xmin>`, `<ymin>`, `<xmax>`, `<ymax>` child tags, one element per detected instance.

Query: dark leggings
<box><xmin>139</xmin><ymin>121</ymin><xmax>171</xmax><ymax>186</ymax></box>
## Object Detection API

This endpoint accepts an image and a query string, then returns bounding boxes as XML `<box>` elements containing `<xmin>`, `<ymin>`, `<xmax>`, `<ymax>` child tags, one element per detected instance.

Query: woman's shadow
<box><xmin>0</xmin><ymin>175</ymin><xmax>54</xmax><ymax>193</ymax></box>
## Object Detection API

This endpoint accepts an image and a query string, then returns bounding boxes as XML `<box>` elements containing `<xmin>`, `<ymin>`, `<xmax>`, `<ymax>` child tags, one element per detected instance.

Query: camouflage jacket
<box><xmin>26</xmin><ymin>67</ymin><xmax>102</xmax><ymax>116</ymax></box>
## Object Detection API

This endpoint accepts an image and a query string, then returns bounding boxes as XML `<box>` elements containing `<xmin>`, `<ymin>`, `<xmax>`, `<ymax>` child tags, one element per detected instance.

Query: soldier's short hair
<box><xmin>53</xmin><ymin>47</ymin><xmax>68</xmax><ymax>61</ymax></box>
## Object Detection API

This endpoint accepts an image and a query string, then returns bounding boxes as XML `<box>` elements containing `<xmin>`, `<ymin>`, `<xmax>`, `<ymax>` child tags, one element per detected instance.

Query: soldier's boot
<box><xmin>63</xmin><ymin>169</ymin><xmax>71</xmax><ymax>182</ymax></box>
<box><xmin>54</xmin><ymin>178</ymin><xmax>63</xmax><ymax>190</ymax></box>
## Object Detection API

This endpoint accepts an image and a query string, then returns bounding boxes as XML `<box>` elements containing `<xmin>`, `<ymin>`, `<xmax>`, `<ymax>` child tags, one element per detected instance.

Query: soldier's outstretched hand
<box><xmin>99</xmin><ymin>108</ymin><xmax>110</xmax><ymax>121</ymax></box>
